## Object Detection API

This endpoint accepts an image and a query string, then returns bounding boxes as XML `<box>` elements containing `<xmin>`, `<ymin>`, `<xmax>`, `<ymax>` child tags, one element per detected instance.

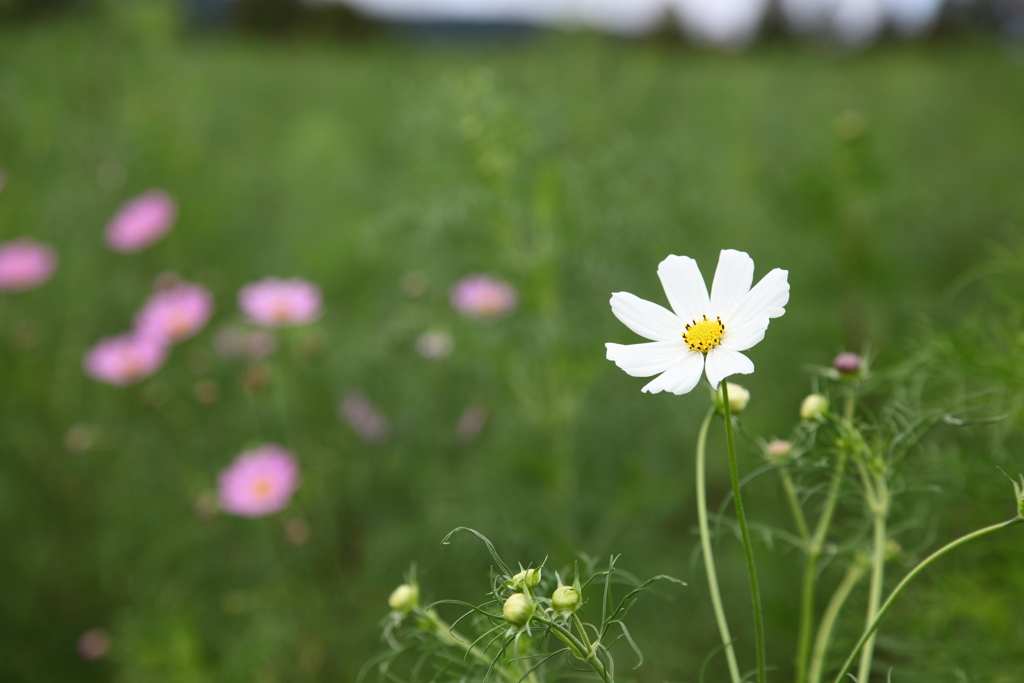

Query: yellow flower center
<box><xmin>683</xmin><ymin>315</ymin><xmax>725</xmax><ymax>353</ymax></box>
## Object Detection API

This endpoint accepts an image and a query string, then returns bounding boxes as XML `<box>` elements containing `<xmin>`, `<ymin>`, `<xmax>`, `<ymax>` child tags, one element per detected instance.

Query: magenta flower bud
<box><xmin>238</xmin><ymin>277</ymin><xmax>322</xmax><ymax>328</ymax></box>
<box><xmin>449</xmin><ymin>274</ymin><xmax>518</xmax><ymax>319</ymax></box>
<box><xmin>77</xmin><ymin>628</ymin><xmax>111</xmax><ymax>660</ymax></box>
<box><xmin>833</xmin><ymin>352</ymin><xmax>863</xmax><ymax>376</ymax></box>
<box><xmin>134</xmin><ymin>282</ymin><xmax>214</xmax><ymax>345</ymax></box>
<box><xmin>218</xmin><ymin>444</ymin><xmax>300</xmax><ymax>517</ymax></box>
<box><xmin>105</xmin><ymin>190</ymin><xmax>176</xmax><ymax>253</ymax></box>
<box><xmin>83</xmin><ymin>334</ymin><xmax>168</xmax><ymax>386</ymax></box>
<box><xmin>0</xmin><ymin>239</ymin><xmax>58</xmax><ymax>292</ymax></box>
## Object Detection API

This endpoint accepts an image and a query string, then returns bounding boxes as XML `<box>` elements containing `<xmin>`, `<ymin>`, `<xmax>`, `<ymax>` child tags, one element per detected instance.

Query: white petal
<box><xmin>641</xmin><ymin>350</ymin><xmax>705</xmax><ymax>395</ymax></box>
<box><xmin>704</xmin><ymin>347</ymin><xmax>754</xmax><ymax>389</ymax></box>
<box><xmin>657</xmin><ymin>255</ymin><xmax>710</xmax><ymax>324</ymax></box>
<box><xmin>606</xmin><ymin>341</ymin><xmax>689</xmax><ymax>378</ymax></box>
<box><xmin>727</xmin><ymin>268</ymin><xmax>789</xmax><ymax>329</ymax></box>
<box><xmin>721</xmin><ymin>315</ymin><xmax>770</xmax><ymax>352</ymax></box>
<box><xmin>710</xmin><ymin>249</ymin><xmax>754</xmax><ymax>321</ymax></box>
<box><xmin>610</xmin><ymin>292</ymin><xmax>683</xmax><ymax>342</ymax></box>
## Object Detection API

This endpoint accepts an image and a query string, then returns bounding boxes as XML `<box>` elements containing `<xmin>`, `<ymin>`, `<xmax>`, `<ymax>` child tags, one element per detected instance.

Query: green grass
<box><xmin>2</xmin><ymin>7</ymin><xmax>1024</xmax><ymax>682</ymax></box>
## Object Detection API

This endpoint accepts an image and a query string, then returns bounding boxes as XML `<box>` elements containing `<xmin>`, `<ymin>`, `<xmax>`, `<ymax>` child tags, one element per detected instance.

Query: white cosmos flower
<box><xmin>606</xmin><ymin>249</ymin><xmax>789</xmax><ymax>395</ymax></box>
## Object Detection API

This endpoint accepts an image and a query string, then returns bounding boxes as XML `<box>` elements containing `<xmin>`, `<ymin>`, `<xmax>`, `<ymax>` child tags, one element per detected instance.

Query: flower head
<box><xmin>105</xmin><ymin>190</ymin><xmax>176</xmax><ymax>252</ymax></box>
<box><xmin>800</xmin><ymin>393</ymin><xmax>829</xmax><ymax>421</ymax></box>
<box><xmin>450</xmin><ymin>274</ymin><xmax>518</xmax><ymax>319</ymax></box>
<box><xmin>716</xmin><ymin>381</ymin><xmax>750</xmax><ymax>414</ymax></box>
<box><xmin>0</xmin><ymin>239</ymin><xmax>58</xmax><ymax>291</ymax></box>
<box><xmin>77</xmin><ymin>628</ymin><xmax>111</xmax><ymax>660</ymax></box>
<box><xmin>552</xmin><ymin>585</ymin><xmax>582</xmax><ymax>615</ymax></box>
<box><xmin>217</xmin><ymin>444</ymin><xmax>300</xmax><ymax>517</ymax></box>
<box><xmin>134</xmin><ymin>282</ymin><xmax>214</xmax><ymax>344</ymax></box>
<box><xmin>606</xmin><ymin>250</ymin><xmax>789</xmax><ymax>394</ymax></box>
<box><xmin>83</xmin><ymin>334</ymin><xmax>167</xmax><ymax>386</ymax></box>
<box><xmin>833</xmin><ymin>352</ymin><xmax>864</xmax><ymax>377</ymax></box>
<box><xmin>388</xmin><ymin>583</ymin><xmax>419</xmax><ymax>614</ymax></box>
<box><xmin>238</xmin><ymin>277</ymin><xmax>322</xmax><ymax>328</ymax></box>
<box><xmin>502</xmin><ymin>593</ymin><xmax>534</xmax><ymax>626</ymax></box>
<box><xmin>765</xmin><ymin>439</ymin><xmax>794</xmax><ymax>460</ymax></box>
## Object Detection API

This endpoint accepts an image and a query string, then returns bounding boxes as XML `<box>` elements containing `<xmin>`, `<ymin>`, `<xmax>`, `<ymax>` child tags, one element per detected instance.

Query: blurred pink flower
<box><xmin>0</xmin><ymin>238</ymin><xmax>58</xmax><ymax>292</ymax></box>
<box><xmin>456</xmin><ymin>404</ymin><xmax>489</xmax><ymax>444</ymax></box>
<box><xmin>218</xmin><ymin>444</ymin><xmax>300</xmax><ymax>517</ymax></box>
<box><xmin>450</xmin><ymin>274</ymin><xmax>517</xmax><ymax>319</ymax></box>
<box><xmin>135</xmin><ymin>282</ymin><xmax>214</xmax><ymax>344</ymax></box>
<box><xmin>77</xmin><ymin>628</ymin><xmax>111</xmax><ymax>660</ymax></box>
<box><xmin>238</xmin><ymin>277</ymin><xmax>322</xmax><ymax>328</ymax></box>
<box><xmin>83</xmin><ymin>334</ymin><xmax>167</xmax><ymax>386</ymax></box>
<box><xmin>105</xmin><ymin>190</ymin><xmax>176</xmax><ymax>253</ymax></box>
<box><xmin>339</xmin><ymin>391</ymin><xmax>390</xmax><ymax>444</ymax></box>
<box><xmin>213</xmin><ymin>324</ymin><xmax>276</xmax><ymax>360</ymax></box>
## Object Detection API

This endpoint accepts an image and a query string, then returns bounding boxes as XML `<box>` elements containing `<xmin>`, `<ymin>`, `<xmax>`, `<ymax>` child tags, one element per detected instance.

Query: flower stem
<box><xmin>832</xmin><ymin>518</ymin><xmax>1021</xmax><ymax>683</ymax></box>
<box><xmin>421</xmin><ymin>610</ymin><xmax>520</xmax><ymax>683</ymax></box>
<box><xmin>543</xmin><ymin>617</ymin><xmax>612</xmax><ymax>683</ymax></box>
<box><xmin>795</xmin><ymin>448</ymin><xmax>848</xmax><ymax>683</ymax></box>
<box><xmin>720</xmin><ymin>382</ymin><xmax>766</xmax><ymax>683</ymax></box>
<box><xmin>807</xmin><ymin>561</ymin><xmax>867</xmax><ymax>683</ymax></box>
<box><xmin>696</xmin><ymin>407</ymin><xmax>742</xmax><ymax>683</ymax></box>
<box><xmin>856</xmin><ymin>476</ymin><xmax>888</xmax><ymax>683</ymax></box>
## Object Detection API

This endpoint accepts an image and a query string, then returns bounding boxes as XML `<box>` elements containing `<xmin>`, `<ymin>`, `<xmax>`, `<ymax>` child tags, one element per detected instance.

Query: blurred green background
<box><xmin>2</xmin><ymin>2</ymin><xmax>1024</xmax><ymax>682</ymax></box>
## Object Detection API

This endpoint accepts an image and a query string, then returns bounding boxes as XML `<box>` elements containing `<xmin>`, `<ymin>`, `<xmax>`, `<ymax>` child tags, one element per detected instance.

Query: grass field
<box><xmin>2</xmin><ymin>6</ymin><xmax>1024</xmax><ymax>682</ymax></box>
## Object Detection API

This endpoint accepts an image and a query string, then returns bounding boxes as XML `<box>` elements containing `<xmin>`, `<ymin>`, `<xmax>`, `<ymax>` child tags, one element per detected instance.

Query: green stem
<box><xmin>808</xmin><ymin>561</ymin><xmax>867</xmax><ymax>683</ymax></box>
<box><xmin>696</xmin><ymin>407</ymin><xmax>743</xmax><ymax>683</ymax></box>
<box><xmin>543</xmin><ymin>617</ymin><xmax>612</xmax><ymax>683</ymax></box>
<box><xmin>422</xmin><ymin>610</ymin><xmax>520</xmax><ymax>683</ymax></box>
<box><xmin>795</xmin><ymin>448</ymin><xmax>849</xmax><ymax>683</ymax></box>
<box><xmin>832</xmin><ymin>518</ymin><xmax>1021</xmax><ymax>683</ymax></box>
<box><xmin>857</xmin><ymin>478</ymin><xmax>888</xmax><ymax>683</ymax></box>
<box><xmin>721</xmin><ymin>382</ymin><xmax>766</xmax><ymax>683</ymax></box>
<box><xmin>779</xmin><ymin>466</ymin><xmax>811</xmax><ymax>544</ymax></box>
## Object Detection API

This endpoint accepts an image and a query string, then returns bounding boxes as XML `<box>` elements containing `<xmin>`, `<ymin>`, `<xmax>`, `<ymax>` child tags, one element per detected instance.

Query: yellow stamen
<box><xmin>683</xmin><ymin>315</ymin><xmax>725</xmax><ymax>353</ymax></box>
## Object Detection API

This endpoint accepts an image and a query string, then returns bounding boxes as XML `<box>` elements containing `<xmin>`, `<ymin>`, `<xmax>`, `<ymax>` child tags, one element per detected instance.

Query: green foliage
<box><xmin>1</xmin><ymin>13</ymin><xmax>1024</xmax><ymax>683</ymax></box>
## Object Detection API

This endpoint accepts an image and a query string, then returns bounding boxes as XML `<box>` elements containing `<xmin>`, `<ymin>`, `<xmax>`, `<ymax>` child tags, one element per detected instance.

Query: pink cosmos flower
<box><xmin>0</xmin><ymin>238</ymin><xmax>58</xmax><ymax>291</ymax></box>
<box><xmin>83</xmin><ymin>334</ymin><xmax>168</xmax><ymax>386</ymax></box>
<box><xmin>450</xmin><ymin>274</ymin><xmax>517</xmax><ymax>319</ymax></box>
<box><xmin>105</xmin><ymin>190</ymin><xmax>176</xmax><ymax>253</ymax></box>
<box><xmin>134</xmin><ymin>282</ymin><xmax>214</xmax><ymax>344</ymax></box>
<box><xmin>238</xmin><ymin>277</ymin><xmax>322</xmax><ymax>328</ymax></box>
<box><xmin>218</xmin><ymin>444</ymin><xmax>300</xmax><ymax>517</ymax></box>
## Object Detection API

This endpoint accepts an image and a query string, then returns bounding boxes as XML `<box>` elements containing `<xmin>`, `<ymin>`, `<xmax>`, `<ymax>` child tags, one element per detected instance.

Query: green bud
<box><xmin>800</xmin><ymin>393</ymin><xmax>829</xmax><ymax>421</ymax></box>
<box><xmin>552</xmin><ymin>585</ymin><xmax>581</xmax><ymax>615</ymax></box>
<box><xmin>511</xmin><ymin>567</ymin><xmax>541</xmax><ymax>590</ymax></box>
<box><xmin>885</xmin><ymin>540</ymin><xmax>902</xmax><ymax>563</ymax></box>
<box><xmin>715</xmin><ymin>382</ymin><xmax>750</xmax><ymax>414</ymax></box>
<box><xmin>502</xmin><ymin>593</ymin><xmax>534</xmax><ymax>626</ymax></box>
<box><xmin>388</xmin><ymin>583</ymin><xmax>419</xmax><ymax>614</ymax></box>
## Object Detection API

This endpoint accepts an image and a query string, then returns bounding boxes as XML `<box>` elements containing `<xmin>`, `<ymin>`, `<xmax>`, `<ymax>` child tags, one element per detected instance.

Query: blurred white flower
<box><xmin>415</xmin><ymin>330</ymin><xmax>453</xmax><ymax>359</ymax></box>
<box><xmin>606</xmin><ymin>249</ymin><xmax>789</xmax><ymax>394</ymax></box>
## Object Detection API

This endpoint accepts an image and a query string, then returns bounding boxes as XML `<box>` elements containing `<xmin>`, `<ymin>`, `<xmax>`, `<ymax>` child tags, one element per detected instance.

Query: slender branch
<box><xmin>696</xmin><ymin>407</ymin><xmax>742</xmax><ymax>683</ymax></box>
<box><xmin>541</xmin><ymin>617</ymin><xmax>612</xmax><ymax>683</ymax></box>
<box><xmin>808</xmin><ymin>561</ymin><xmax>867</xmax><ymax>683</ymax></box>
<box><xmin>779</xmin><ymin>465</ymin><xmax>811</xmax><ymax>543</ymax></box>
<box><xmin>857</xmin><ymin>476</ymin><xmax>888</xmax><ymax>683</ymax></box>
<box><xmin>795</xmin><ymin>448</ymin><xmax>849</xmax><ymax>683</ymax></box>
<box><xmin>721</xmin><ymin>382</ymin><xmax>766</xmax><ymax>683</ymax></box>
<box><xmin>831</xmin><ymin>518</ymin><xmax>1021</xmax><ymax>683</ymax></box>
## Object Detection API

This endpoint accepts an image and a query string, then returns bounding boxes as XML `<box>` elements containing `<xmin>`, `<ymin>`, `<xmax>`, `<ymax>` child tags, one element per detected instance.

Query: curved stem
<box><xmin>696</xmin><ymin>407</ymin><xmax>742</xmax><ymax>683</ymax></box>
<box><xmin>421</xmin><ymin>611</ymin><xmax>520</xmax><ymax>683</ymax></box>
<box><xmin>543</xmin><ymin>617</ymin><xmax>612</xmax><ymax>683</ymax></box>
<box><xmin>779</xmin><ymin>466</ymin><xmax>811</xmax><ymax>544</ymax></box>
<box><xmin>831</xmin><ymin>518</ymin><xmax>1021</xmax><ymax>683</ymax></box>
<box><xmin>721</xmin><ymin>382</ymin><xmax>766</xmax><ymax>683</ymax></box>
<box><xmin>808</xmin><ymin>562</ymin><xmax>867</xmax><ymax>683</ymax></box>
